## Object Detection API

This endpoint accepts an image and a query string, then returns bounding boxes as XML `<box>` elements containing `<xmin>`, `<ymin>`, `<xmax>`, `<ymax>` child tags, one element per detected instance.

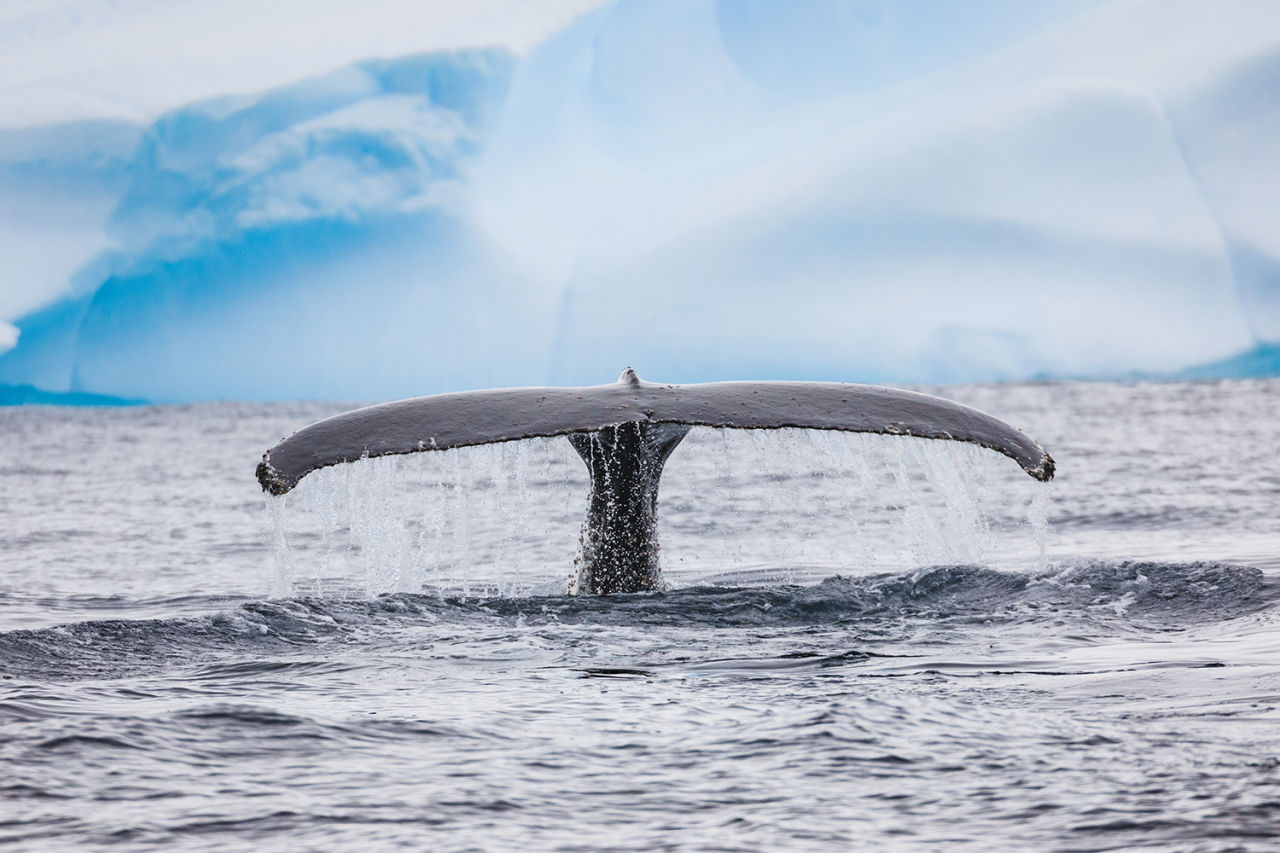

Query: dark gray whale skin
<box><xmin>256</xmin><ymin>369</ymin><xmax>1054</xmax><ymax>495</ymax></box>
<box><xmin>256</xmin><ymin>369</ymin><xmax>1054</xmax><ymax>594</ymax></box>
<box><xmin>566</xmin><ymin>421</ymin><xmax>690</xmax><ymax>595</ymax></box>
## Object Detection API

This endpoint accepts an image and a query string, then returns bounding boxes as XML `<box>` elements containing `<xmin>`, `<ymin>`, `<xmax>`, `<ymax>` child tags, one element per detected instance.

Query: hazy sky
<box><xmin>0</xmin><ymin>0</ymin><xmax>600</xmax><ymax>128</ymax></box>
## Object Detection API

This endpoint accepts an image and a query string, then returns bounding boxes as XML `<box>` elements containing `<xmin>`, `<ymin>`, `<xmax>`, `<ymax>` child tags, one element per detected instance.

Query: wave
<box><xmin>0</xmin><ymin>561</ymin><xmax>1267</xmax><ymax>683</ymax></box>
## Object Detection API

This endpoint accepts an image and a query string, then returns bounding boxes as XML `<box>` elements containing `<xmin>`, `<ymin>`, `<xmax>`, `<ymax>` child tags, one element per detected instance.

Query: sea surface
<box><xmin>2</xmin><ymin>379</ymin><xmax>1279</xmax><ymax>851</ymax></box>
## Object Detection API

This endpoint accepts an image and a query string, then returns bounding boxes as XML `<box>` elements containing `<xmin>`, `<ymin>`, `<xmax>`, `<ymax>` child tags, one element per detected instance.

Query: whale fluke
<box><xmin>257</xmin><ymin>369</ymin><xmax>1054</xmax><ymax>593</ymax></box>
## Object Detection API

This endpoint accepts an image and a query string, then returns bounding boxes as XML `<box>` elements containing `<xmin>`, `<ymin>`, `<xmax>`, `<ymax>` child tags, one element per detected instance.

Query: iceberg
<box><xmin>1</xmin><ymin>0</ymin><xmax>1278</xmax><ymax>401</ymax></box>
<box><xmin>1</xmin><ymin>50</ymin><xmax>566</xmax><ymax>401</ymax></box>
<box><xmin>476</xmin><ymin>0</ymin><xmax>1277</xmax><ymax>385</ymax></box>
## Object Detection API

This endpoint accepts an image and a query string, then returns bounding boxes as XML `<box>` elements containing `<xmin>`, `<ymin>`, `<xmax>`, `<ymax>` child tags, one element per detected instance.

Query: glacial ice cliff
<box><xmin>1</xmin><ymin>0</ymin><xmax>1277</xmax><ymax>401</ymax></box>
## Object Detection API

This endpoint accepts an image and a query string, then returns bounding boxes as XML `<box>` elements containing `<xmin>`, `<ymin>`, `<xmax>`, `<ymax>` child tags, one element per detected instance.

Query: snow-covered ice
<box><xmin>1</xmin><ymin>0</ymin><xmax>1277</xmax><ymax>399</ymax></box>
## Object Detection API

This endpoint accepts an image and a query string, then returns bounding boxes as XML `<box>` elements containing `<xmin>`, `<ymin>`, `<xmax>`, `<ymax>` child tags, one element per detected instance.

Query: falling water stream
<box><xmin>266</xmin><ymin>429</ymin><xmax>1049</xmax><ymax>598</ymax></box>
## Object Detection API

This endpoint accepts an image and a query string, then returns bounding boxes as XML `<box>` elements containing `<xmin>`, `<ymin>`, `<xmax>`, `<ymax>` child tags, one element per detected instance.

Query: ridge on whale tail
<box><xmin>257</xmin><ymin>369</ymin><xmax>1055</xmax><ymax>594</ymax></box>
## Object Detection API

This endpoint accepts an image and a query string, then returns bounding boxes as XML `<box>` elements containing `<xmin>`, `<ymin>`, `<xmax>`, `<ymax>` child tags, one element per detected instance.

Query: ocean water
<box><xmin>1</xmin><ymin>379</ymin><xmax>1278</xmax><ymax>851</ymax></box>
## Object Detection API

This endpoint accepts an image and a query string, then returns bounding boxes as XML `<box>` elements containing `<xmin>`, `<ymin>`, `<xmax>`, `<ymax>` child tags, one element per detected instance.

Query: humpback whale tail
<box><xmin>257</xmin><ymin>369</ymin><xmax>1054</xmax><ymax>594</ymax></box>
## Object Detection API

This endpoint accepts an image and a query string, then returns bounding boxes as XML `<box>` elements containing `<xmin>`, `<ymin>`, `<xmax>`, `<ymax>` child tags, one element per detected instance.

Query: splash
<box><xmin>265</xmin><ymin>430</ymin><xmax>1051</xmax><ymax>597</ymax></box>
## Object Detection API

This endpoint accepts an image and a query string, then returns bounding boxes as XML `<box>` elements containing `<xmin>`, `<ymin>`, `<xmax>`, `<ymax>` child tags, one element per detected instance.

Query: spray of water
<box><xmin>265</xmin><ymin>429</ymin><xmax>1051</xmax><ymax>597</ymax></box>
